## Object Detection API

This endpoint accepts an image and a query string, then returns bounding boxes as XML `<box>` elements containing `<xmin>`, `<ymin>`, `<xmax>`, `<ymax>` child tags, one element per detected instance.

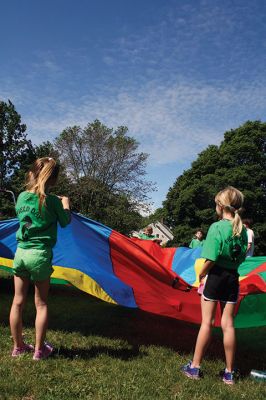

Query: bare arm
<box><xmin>199</xmin><ymin>260</ymin><xmax>215</xmax><ymax>281</ymax></box>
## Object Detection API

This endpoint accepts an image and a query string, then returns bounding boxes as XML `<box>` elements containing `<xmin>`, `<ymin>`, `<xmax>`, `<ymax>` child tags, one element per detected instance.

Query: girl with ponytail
<box><xmin>10</xmin><ymin>157</ymin><xmax>70</xmax><ymax>360</ymax></box>
<box><xmin>182</xmin><ymin>187</ymin><xmax>247</xmax><ymax>385</ymax></box>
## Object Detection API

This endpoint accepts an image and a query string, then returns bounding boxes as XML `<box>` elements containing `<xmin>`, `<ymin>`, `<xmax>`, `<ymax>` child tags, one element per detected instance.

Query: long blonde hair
<box><xmin>215</xmin><ymin>186</ymin><xmax>244</xmax><ymax>236</ymax></box>
<box><xmin>26</xmin><ymin>157</ymin><xmax>60</xmax><ymax>213</ymax></box>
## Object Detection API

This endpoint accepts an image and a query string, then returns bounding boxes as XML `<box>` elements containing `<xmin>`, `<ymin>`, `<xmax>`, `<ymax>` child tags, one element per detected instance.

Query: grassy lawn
<box><xmin>0</xmin><ymin>272</ymin><xmax>265</xmax><ymax>400</ymax></box>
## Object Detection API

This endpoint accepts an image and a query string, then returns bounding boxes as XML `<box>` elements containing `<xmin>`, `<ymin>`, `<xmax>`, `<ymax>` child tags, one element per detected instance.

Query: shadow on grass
<box><xmin>55</xmin><ymin>344</ymin><xmax>145</xmax><ymax>361</ymax></box>
<box><xmin>1</xmin><ymin>277</ymin><xmax>265</xmax><ymax>373</ymax></box>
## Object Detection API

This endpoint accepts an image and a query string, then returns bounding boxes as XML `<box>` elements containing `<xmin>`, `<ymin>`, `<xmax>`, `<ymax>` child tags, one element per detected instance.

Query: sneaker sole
<box><xmin>11</xmin><ymin>346</ymin><xmax>34</xmax><ymax>357</ymax></box>
<box><xmin>223</xmin><ymin>378</ymin><xmax>234</xmax><ymax>385</ymax></box>
<box><xmin>33</xmin><ymin>349</ymin><xmax>53</xmax><ymax>361</ymax></box>
<box><xmin>183</xmin><ymin>371</ymin><xmax>200</xmax><ymax>380</ymax></box>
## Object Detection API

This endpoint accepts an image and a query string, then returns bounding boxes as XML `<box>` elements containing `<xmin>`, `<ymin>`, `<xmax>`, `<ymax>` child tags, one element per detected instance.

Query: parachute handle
<box><xmin>172</xmin><ymin>277</ymin><xmax>192</xmax><ymax>292</ymax></box>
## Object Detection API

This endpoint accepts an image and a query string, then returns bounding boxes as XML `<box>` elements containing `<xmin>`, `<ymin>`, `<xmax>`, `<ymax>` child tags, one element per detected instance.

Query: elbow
<box><xmin>61</xmin><ymin>212</ymin><xmax>71</xmax><ymax>227</ymax></box>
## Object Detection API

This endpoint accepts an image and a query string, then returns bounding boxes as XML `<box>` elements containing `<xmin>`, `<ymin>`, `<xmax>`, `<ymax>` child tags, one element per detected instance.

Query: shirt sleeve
<box><xmin>53</xmin><ymin>196</ymin><xmax>71</xmax><ymax>228</ymax></box>
<box><xmin>201</xmin><ymin>223</ymin><xmax>221</xmax><ymax>262</ymax></box>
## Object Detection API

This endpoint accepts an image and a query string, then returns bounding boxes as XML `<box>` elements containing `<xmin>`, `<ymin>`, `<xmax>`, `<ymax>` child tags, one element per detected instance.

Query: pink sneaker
<box><xmin>33</xmin><ymin>342</ymin><xmax>54</xmax><ymax>361</ymax></box>
<box><xmin>12</xmin><ymin>343</ymin><xmax>34</xmax><ymax>357</ymax></box>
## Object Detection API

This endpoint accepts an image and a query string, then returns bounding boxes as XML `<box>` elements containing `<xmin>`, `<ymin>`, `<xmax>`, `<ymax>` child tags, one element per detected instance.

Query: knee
<box><xmin>12</xmin><ymin>295</ymin><xmax>25</xmax><ymax>308</ymax></box>
<box><xmin>201</xmin><ymin>320</ymin><xmax>213</xmax><ymax>330</ymax></box>
<box><xmin>35</xmin><ymin>297</ymin><xmax>47</xmax><ymax>309</ymax></box>
<box><xmin>221</xmin><ymin>318</ymin><xmax>234</xmax><ymax>332</ymax></box>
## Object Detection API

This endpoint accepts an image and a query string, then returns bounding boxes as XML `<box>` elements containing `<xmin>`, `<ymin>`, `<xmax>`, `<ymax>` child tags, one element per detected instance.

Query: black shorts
<box><xmin>203</xmin><ymin>265</ymin><xmax>239</xmax><ymax>303</ymax></box>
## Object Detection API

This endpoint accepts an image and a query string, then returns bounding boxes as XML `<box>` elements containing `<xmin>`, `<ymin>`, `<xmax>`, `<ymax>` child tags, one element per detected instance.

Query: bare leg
<box><xmin>221</xmin><ymin>302</ymin><xmax>236</xmax><ymax>372</ymax></box>
<box><xmin>34</xmin><ymin>279</ymin><xmax>50</xmax><ymax>351</ymax></box>
<box><xmin>191</xmin><ymin>297</ymin><xmax>217</xmax><ymax>368</ymax></box>
<box><xmin>10</xmin><ymin>276</ymin><xmax>30</xmax><ymax>349</ymax></box>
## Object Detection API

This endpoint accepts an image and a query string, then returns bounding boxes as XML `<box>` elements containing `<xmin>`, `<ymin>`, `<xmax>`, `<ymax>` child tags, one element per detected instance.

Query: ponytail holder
<box><xmin>48</xmin><ymin>157</ymin><xmax>53</xmax><ymax>161</ymax></box>
<box><xmin>229</xmin><ymin>204</ymin><xmax>238</xmax><ymax>213</ymax></box>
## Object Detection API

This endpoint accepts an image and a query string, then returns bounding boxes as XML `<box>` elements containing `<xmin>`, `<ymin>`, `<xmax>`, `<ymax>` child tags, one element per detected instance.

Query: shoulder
<box><xmin>16</xmin><ymin>191</ymin><xmax>29</xmax><ymax>204</ymax></box>
<box><xmin>46</xmin><ymin>194</ymin><xmax>59</xmax><ymax>202</ymax></box>
<box><xmin>207</xmin><ymin>221</ymin><xmax>221</xmax><ymax>232</ymax></box>
<box><xmin>206</xmin><ymin>221</ymin><xmax>225</xmax><ymax>240</ymax></box>
<box><xmin>17</xmin><ymin>191</ymin><xmax>27</xmax><ymax>200</ymax></box>
<box><xmin>46</xmin><ymin>194</ymin><xmax>61</xmax><ymax>207</ymax></box>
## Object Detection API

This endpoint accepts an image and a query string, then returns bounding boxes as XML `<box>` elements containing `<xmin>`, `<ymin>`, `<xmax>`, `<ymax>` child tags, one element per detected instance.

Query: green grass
<box><xmin>0</xmin><ymin>275</ymin><xmax>265</xmax><ymax>400</ymax></box>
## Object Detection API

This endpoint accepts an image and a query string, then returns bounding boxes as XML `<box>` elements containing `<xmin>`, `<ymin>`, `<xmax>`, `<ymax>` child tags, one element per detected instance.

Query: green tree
<box><xmin>98</xmin><ymin>193</ymin><xmax>143</xmax><ymax>234</ymax></box>
<box><xmin>68</xmin><ymin>178</ymin><xmax>144</xmax><ymax>233</ymax></box>
<box><xmin>54</xmin><ymin>120</ymin><xmax>153</xmax><ymax>233</ymax></box>
<box><xmin>0</xmin><ymin>100</ymin><xmax>34</xmax><ymax>218</ymax></box>
<box><xmin>0</xmin><ymin>105</ymin><xmax>147</xmax><ymax>233</ymax></box>
<box><xmin>163</xmin><ymin>121</ymin><xmax>266</xmax><ymax>254</ymax></box>
<box><xmin>55</xmin><ymin>120</ymin><xmax>153</xmax><ymax>201</ymax></box>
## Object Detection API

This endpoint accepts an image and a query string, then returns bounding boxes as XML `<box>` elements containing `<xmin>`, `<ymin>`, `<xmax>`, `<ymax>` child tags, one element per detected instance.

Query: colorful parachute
<box><xmin>0</xmin><ymin>213</ymin><xmax>265</xmax><ymax>328</ymax></box>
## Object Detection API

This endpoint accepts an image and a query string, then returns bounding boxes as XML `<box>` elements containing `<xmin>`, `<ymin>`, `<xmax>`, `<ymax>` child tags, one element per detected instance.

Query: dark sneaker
<box><xmin>222</xmin><ymin>369</ymin><xmax>235</xmax><ymax>385</ymax></box>
<box><xmin>12</xmin><ymin>343</ymin><xmax>34</xmax><ymax>357</ymax></box>
<box><xmin>181</xmin><ymin>361</ymin><xmax>201</xmax><ymax>379</ymax></box>
<box><xmin>33</xmin><ymin>342</ymin><xmax>54</xmax><ymax>361</ymax></box>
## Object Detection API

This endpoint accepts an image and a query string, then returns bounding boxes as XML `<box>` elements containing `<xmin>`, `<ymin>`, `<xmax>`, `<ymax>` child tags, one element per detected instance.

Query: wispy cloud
<box><xmin>2</xmin><ymin>76</ymin><xmax>265</xmax><ymax>168</ymax></box>
<box><xmin>0</xmin><ymin>0</ymin><xmax>265</xmax><ymax>205</ymax></box>
<box><xmin>101</xmin><ymin>1</ymin><xmax>266</xmax><ymax>85</ymax></box>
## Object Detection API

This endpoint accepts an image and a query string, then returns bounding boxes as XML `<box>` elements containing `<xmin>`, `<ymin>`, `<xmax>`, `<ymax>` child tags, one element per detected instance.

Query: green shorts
<box><xmin>13</xmin><ymin>247</ymin><xmax>54</xmax><ymax>281</ymax></box>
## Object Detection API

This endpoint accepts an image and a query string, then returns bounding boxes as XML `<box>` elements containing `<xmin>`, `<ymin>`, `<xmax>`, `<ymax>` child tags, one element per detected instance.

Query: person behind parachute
<box><xmin>242</xmin><ymin>218</ymin><xmax>255</xmax><ymax>257</ymax></box>
<box><xmin>189</xmin><ymin>229</ymin><xmax>205</xmax><ymax>249</ymax></box>
<box><xmin>138</xmin><ymin>226</ymin><xmax>162</xmax><ymax>244</ymax></box>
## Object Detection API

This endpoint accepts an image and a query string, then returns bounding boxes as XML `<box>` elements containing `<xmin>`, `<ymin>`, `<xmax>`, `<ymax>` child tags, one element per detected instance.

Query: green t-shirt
<box><xmin>16</xmin><ymin>191</ymin><xmax>70</xmax><ymax>250</ymax></box>
<box><xmin>201</xmin><ymin>219</ymin><xmax>248</xmax><ymax>270</ymax></box>
<box><xmin>138</xmin><ymin>233</ymin><xmax>156</xmax><ymax>240</ymax></box>
<box><xmin>189</xmin><ymin>238</ymin><xmax>205</xmax><ymax>249</ymax></box>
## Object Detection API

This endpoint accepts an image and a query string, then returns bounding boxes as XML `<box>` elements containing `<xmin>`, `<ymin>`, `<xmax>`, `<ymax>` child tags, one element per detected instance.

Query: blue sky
<box><xmin>1</xmin><ymin>0</ymin><xmax>266</xmax><ymax>210</ymax></box>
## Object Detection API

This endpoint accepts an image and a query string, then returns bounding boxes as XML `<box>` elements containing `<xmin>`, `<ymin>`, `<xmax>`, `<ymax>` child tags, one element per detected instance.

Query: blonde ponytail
<box><xmin>232</xmin><ymin>210</ymin><xmax>243</xmax><ymax>237</ymax></box>
<box><xmin>26</xmin><ymin>157</ymin><xmax>60</xmax><ymax>213</ymax></box>
<box><xmin>215</xmin><ymin>186</ymin><xmax>244</xmax><ymax>237</ymax></box>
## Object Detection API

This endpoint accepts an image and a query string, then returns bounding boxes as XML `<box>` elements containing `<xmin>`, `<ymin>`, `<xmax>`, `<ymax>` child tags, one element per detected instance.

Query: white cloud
<box><xmin>0</xmin><ymin>0</ymin><xmax>265</xmax><ymax>208</ymax></box>
<box><xmin>2</xmin><ymin>76</ymin><xmax>264</xmax><ymax>169</ymax></box>
<box><xmin>1</xmin><ymin>0</ymin><xmax>265</xmax><ymax>169</ymax></box>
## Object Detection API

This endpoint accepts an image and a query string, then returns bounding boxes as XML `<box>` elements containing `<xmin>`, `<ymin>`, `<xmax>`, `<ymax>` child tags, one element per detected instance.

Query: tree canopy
<box><xmin>0</xmin><ymin>100</ymin><xmax>35</xmax><ymax>217</ymax></box>
<box><xmin>53</xmin><ymin>120</ymin><xmax>153</xmax><ymax>232</ymax></box>
<box><xmin>163</xmin><ymin>121</ymin><xmax>266</xmax><ymax>254</ymax></box>
<box><xmin>55</xmin><ymin>120</ymin><xmax>152</xmax><ymax>202</ymax></box>
<box><xmin>1</xmin><ymin>100</ymin><xmax>265</xmax><ymax>247</ymax></box>
<box><xmin>0</xmin><ymin>104</ymin><xmax>149</xmax><ymax>233</ymax></box>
